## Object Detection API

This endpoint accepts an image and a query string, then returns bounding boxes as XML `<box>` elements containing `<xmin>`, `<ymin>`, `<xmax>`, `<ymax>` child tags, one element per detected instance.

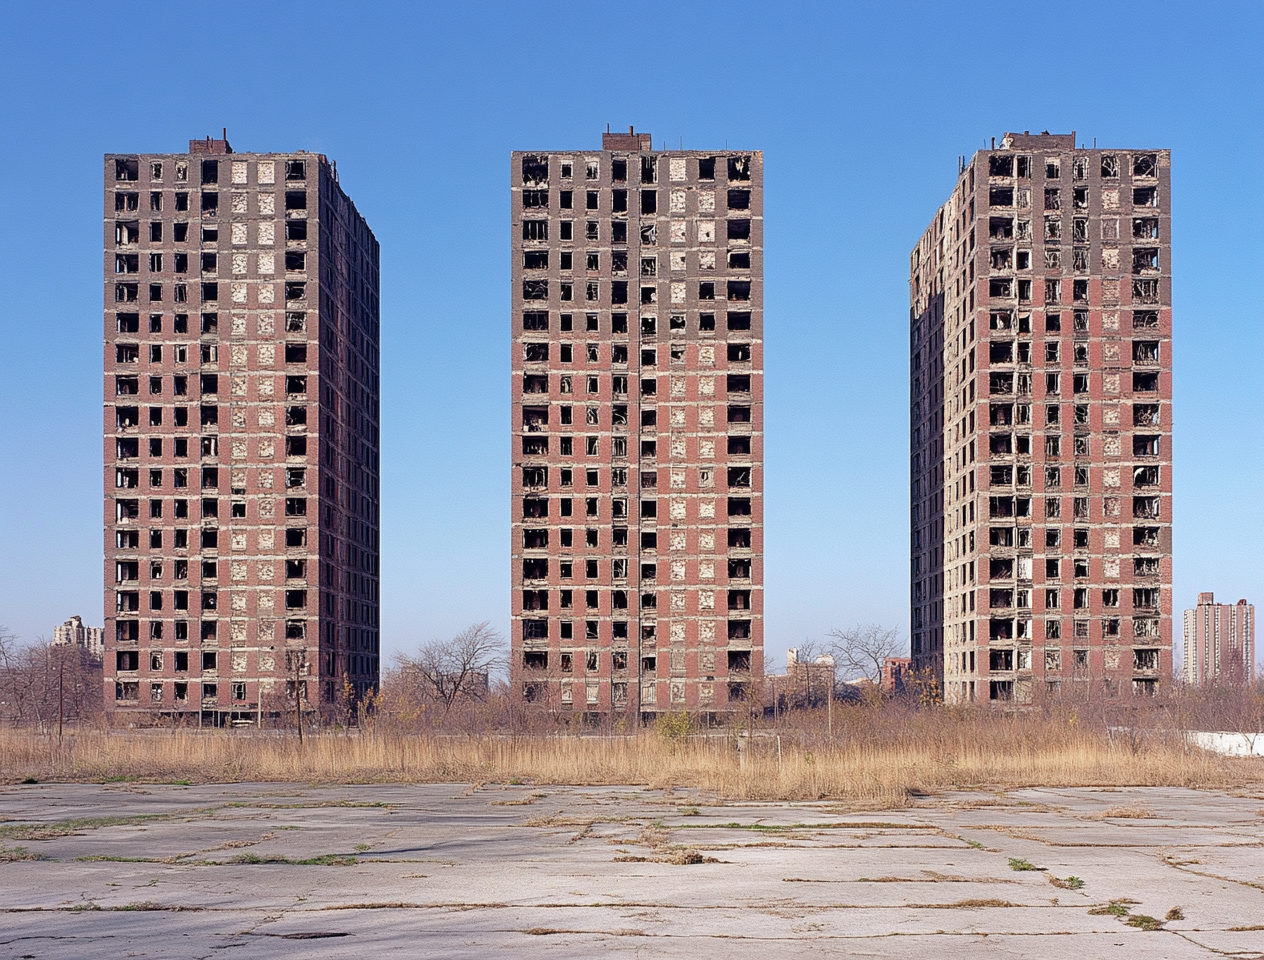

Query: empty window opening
<box><xmin>521</xmin><ymin>155</ymin><xmax>548</xmax><ymax>185</ymax></box>
<box><xmin>115</xmin><ymin>157</ymin><xmax>139</xmax><ymax>181</ymax></box>
<box><xmin>989</xmin><ymin>186</ymin><xmax>1014</xmax><ymax>207</ymax></box>
<box><xmin>988</xmin><ymin>217</ymin><xmax>1014</xmax><ymax>240</ymax></box>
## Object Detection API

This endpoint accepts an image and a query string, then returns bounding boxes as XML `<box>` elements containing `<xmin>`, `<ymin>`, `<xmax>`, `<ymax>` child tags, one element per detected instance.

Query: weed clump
<box><xmin>1089</xmin><ymin>900</ymin><xmax>1135</xmax><ymax>917</ymax></box>
<box><xmin>229</xmin><ymin>853</ymin><xmax>357</xmax><ymax>866</ymax></box>
<box><xmin>0</xmin><ymin>845</ymin><xmax>41</xmax><ymax>863</ymax></box>
<box><xmin>1050</xmin><ymin>875</ymin><xmax>1085</xmax><ymax>890</ymax></box>
<box><xmin>656</xmin><ymin>712</ymin><xmax>692</xmax><ymax>744</ymax></box>
<box><xmin>1099</xmin><ymin>804</ymin><xmax>1156</xmax><ymax>819</ymax></box>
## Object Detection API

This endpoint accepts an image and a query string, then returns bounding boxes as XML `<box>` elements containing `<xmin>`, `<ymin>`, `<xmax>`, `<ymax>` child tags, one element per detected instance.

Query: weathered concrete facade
<box><xmin>1183</xmin><ymin>593</ymin><xmax>1254</xmax><ymax>685</ymax></box>
<box><xmin>52</xmin><ymin>616</ymin><xmax>105</xmax><ymax>659</ymax></box>
<box><xmin>910</xmin><ymin>132</ymin><xmax>1173</xmax><ymax>703</ymax></box>
<box><xmin>103</xmin><ymin>137</ymin><xmax>380</xmax><ymax>722</ymax></box>
<box><xmin>510</xmin><ymin>130</ymin><xmax>764</xmax><ymax>718</ymax></box>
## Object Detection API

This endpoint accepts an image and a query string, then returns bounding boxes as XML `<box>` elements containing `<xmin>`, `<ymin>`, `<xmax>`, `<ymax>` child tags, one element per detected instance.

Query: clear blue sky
<box><xmin>1</xmin><ymin>1</ymin><xmax>1261</xmax><ymax>670</ymax></box>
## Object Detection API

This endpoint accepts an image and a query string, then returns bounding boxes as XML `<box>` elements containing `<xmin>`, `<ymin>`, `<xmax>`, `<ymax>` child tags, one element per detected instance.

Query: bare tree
<box><xmin>0</xmin><ymin>628</ymin><xmax>103</xmax><ymax>728</ymax></box>
<box><xmin>0</xmin><ymin>625</ymin><xmax>18</xmax><ymax>720</ymax></box>
<box><xmin>394</xmin><ymin>622</ymin><xmax>506</xmax><ymax>716</ymax></box>
<box><xmin>825</xmin><ymin>624</ymin><xmax>903</xmax><ymax>683</ymax></box>
<box><xmin>0</xmin><ymin>624</ymin><xmax>29</xmax><ymax>724</ymax></box>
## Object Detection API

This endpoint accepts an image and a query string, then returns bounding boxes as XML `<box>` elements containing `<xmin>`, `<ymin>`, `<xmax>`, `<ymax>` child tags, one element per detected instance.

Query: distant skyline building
<box><xmin>1183</xmin><ymin>593</ymin><xmax>1254</xmax><ymax>685</ymax></box>
<box><xmin>103</xmin><ymin>135</ymin><xmax>381</xmax><ymax>723</ymax></box>
<box><xmin>510</xmin><ymin>129</ymin><xmax>764</xmax><ymax>717</ymax></box>
<box><xmin>52</xmin><ymin>616</ymin><xmax>104</xmax><ymax>659</ymax></box>
<box><xmin>881</xmin><ymin>657</ymin><xmax>913</xmax><ymax>697</ymax></box>
<box><xmin>910</xmin><ymin>132</ymin><xmax>1173</xmax><ymax>703</ymax></box>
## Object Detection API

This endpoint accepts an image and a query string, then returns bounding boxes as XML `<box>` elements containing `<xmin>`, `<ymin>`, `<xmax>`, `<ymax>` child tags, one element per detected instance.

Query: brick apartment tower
<box><xmin>909</xmin><ymin>132</ymin><xmax>1172</xmax><ymax>704</ymax></box>
<box><xmin>1183</xmin><ymin>593</ymin><xmax>1255</xmax><ymax>685</ymax></box>
<box><xmin>104</xmin><ymin>136</ymin><xmax>381</xmax><ymax>722</ymax></box>
<box><xmin>510</xmin><ymin>130</ymin><xmax>764</xmax><ymax>718</ymax></box>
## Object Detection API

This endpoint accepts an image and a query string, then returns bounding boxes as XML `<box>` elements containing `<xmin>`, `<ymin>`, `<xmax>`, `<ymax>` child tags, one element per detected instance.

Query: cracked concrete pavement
<box><xmin>1</xmin><ymin>782</ymin><xmax>1262</xmax><ymax>958</ymax></box>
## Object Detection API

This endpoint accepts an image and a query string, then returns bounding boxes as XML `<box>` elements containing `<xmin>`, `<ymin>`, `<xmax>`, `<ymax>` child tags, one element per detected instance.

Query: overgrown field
<box><xmin>4</xmin><ymin>704</ymin><xmax>1261</xmax><ymax>806</ymax></box>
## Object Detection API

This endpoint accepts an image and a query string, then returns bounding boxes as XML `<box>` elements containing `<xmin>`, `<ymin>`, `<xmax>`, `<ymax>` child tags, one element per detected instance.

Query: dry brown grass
<box><xmin>1098</xmin><ymin>804</ymin><xmax>1157</xmax><ymax>819</ymax></box>
<box><xmin>2</xmin><ymin>714</ymin><xmax>1262</xmax><ymax>805</ymax></box>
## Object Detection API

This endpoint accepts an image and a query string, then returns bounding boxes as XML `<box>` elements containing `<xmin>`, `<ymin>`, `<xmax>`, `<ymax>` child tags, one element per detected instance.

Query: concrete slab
<box><xmin>0</xmin><ymin>782</ymin><xmax>1261</xmax><ymax>958</ymax></box>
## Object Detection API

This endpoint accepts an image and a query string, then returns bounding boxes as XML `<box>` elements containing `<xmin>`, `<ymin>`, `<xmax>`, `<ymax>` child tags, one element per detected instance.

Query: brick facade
<box><xmin>510</xmin><ymin>132</ymin><xmax>764</xmax><ymax>717</ymax></box>
<box><xmin>910</xmin><ymin>133</ymin><xmax>1173</xmax><ymax>703</ymax></box>
<box><xmin>104</xmin><ymin>138</ymin><xmax>380</xmax><ymax>722</ymax></box>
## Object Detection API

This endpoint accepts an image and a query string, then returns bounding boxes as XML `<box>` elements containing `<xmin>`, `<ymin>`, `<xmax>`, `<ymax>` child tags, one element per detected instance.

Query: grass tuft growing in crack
<box><xmin>1088</xmin><ymin>899</ymin><xmax>1136</xmax><ymax>917</ymax></box>
<box><xmin>0</xmin><ymin>845</ymin><xmax>42</xmax><ymax>863</ymax></box>
<box><xmin>229</xmin><ymin>853</ymin><xmax>357</xmax><ymax>866</ymax></box>
<box><xmin>1099</xmin><ymin>804</ymin><xmax>1156</xmax><ymax>819</ymax></box>
<box><xmin>1049</xmin><ymin>875</ymin><xmax>1085</xmax><ymax>890</ymax></box>
<box><xmin>0</xmin><ymin>813</ymin><xmax>178</xmax><ymax>841</ymax></box>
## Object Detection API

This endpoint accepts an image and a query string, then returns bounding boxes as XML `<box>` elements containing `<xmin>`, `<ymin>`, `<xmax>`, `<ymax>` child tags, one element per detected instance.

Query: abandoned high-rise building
<box><xmin>1183</xmin><ymin>593</ymin><xmax>1255</xmax><ymax>685</ymax></box>
<box><xmin>909</xmin><ymin>132</ymin><xmax>1172</xmax><ymax>703</ymax></box>
<box><xmin>104</xmin><ymin>136</ymin><xmax>381</xmax><ymax>722</ymax></box>
<box><xmin>510</xmin><ymin>129</ymin><xmax>764</xmax><ymax>716</ymax></box>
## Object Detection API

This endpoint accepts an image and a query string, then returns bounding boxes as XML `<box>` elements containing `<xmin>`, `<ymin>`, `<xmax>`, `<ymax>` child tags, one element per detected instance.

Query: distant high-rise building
<box><xmin>510</xmin><ymin>130</ymin><xmax>764</xmax><ymax>716</ymax></box>
<box><xmin>52</xmin><ymin>616</ymin><xmax>105</xmax><ymax>659</ymax></box>
<box><xmin>909</xmin><ymin>132</ymin><xmax>1172</xmax><ymax>703</ymax></box>
<box><xmin>104</xmin><ymin>136</ymin><xmax>381</xmax><ymax>722</ymax></box>
<box><xmin>1183</xmin><ymin>593</ymin><xmax>1255</xmax><ymax>685</ymax></box>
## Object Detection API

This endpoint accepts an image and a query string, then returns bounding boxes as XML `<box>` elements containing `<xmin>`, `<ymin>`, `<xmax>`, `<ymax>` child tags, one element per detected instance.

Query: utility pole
<box><xmin>294</xmin><ymin>653</ymin><xmax>304</xmax><ymax>746</ymax></box>
<box><xmin>57</xmin><ymin>648</ymin><xmax>65</xmax><ymax>743</ymax></box>
<box><xmin>827</xmin><ymin>675</ymin><xmax>833</xmax><ymax>739</ymax></box>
